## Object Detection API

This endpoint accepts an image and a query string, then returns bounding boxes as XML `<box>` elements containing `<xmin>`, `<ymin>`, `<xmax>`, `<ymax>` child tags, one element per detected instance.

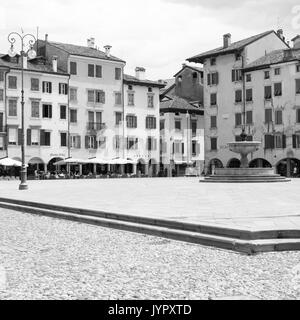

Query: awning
<box><xmin>108</xmin><ymin>158</ymin><xmax>137</xmax><ymax>165</ymax></box>
<box><xmin>85</xmin><ymin>158</ymin><xmax>107</xmax><ymax>165</ymax></box>
<box><xmin>53</xmin><ymin>158</ymin><xmax>87</xmax><ymax>166</ymax></box>
<box><xmin>0</xmin><ymin>157</ymin><xmax>28</xmax><ymax>167</ymax></box>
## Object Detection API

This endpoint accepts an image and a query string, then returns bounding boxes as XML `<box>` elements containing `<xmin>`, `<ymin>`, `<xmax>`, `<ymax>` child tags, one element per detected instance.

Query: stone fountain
<box><xmin>202</xmin><ymin>131</ymin><xmax>290</xmax><ymax>183</ymax></box>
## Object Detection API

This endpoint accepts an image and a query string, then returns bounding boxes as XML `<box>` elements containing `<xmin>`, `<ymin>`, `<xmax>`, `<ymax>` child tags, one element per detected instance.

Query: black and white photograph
<box><xmin>0</xmin><ymin>0</ymin><xmax>300</xmax><ymax>307</ymax></box>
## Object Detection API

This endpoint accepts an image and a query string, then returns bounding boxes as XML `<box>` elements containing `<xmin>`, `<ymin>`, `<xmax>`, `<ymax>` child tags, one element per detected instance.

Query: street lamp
<box><xmin>8</xmin><ymin>31</ymin><xmax>37</xmax><ymax>190</ymax></box>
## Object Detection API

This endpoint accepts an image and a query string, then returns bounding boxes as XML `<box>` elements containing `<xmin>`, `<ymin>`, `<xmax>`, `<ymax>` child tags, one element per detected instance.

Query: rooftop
<box><xmin>187</xmin><ymin>30</ymin><xmax>278</xmax><ymax>63</ymax></box>
<box><xmin>39</xmin><ymin>39</ymin><xmax>126</xmax><ymax>63</ymax></box>
<box><xmin>160</xmin><ymin>96</ymin><xmax>203</xmax><ymax>114</ymax></box>
<box><xmin>124</xmin><ymin>74</ymin><xmax>166</xmax><ymax>88</ymax></box>
<box><xmin>174</xmin><ymin>65</ymin><xmax>203</xmax><ymax>77</ymax></box>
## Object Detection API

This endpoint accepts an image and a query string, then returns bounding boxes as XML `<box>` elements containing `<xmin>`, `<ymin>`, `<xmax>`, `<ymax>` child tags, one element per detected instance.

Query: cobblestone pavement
<box><xmin>0</xmin><ymin>208</ymin><xmax>300</xmax><ymax>300</ymax></box>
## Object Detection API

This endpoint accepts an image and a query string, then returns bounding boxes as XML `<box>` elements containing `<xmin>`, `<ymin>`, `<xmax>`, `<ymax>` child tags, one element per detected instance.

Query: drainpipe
<box><xmin>122</xmin><ymin>65</ymin><xmax>125</xmax><ymax>160</ymax></box>
<box><xmin>242</xmin><ymin>52</ymin><xmax>246</xmax><ymax>135</ymax></box>
<box><xmin>67</xmin><ymin>75</ymin><xmax>71</xmax><ymax>174</ymax></box>
<box><xmin>4</xmin><ymin>67</ymin><xmax>11</xmax><ymax>158</ymax></box>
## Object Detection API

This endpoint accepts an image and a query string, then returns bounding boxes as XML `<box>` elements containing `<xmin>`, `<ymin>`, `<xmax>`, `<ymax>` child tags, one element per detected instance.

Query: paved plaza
<box><xmin>1</xmin><ymin>177</ymin><xmax>300</xmax><ymax>232</ymax></box>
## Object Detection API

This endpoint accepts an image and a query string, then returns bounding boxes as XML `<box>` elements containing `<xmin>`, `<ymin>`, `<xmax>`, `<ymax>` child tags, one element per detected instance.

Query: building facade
<box><xmin>160</xmin><ymin>65</ymin><xmax>204</xmax><ymax>176</ymax></box>
<box><xmin>187</xmin><ymin>30</ymin><xmax>293</xmax><ymax>175</ymax></box>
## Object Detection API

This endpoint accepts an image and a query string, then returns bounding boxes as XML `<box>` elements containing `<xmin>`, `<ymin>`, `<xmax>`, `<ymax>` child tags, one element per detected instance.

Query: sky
<box><xmin>0</xmin><ymin>0</ymin><xmax>299</xmax><ymax>80</ymax></box>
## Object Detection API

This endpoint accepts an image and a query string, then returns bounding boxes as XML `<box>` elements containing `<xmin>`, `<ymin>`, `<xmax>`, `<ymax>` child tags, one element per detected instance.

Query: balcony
<box><xmin>87</xmin><ymin>122</ymin><xmax>106</xmax><ymax>132</ymax></box>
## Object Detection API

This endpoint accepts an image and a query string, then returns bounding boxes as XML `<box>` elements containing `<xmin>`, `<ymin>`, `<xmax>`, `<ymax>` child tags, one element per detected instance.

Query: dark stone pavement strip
<box><xmin>0</xmin><ymin>208</ymin><xmax>300</xmax><ymax>300</ymax></box>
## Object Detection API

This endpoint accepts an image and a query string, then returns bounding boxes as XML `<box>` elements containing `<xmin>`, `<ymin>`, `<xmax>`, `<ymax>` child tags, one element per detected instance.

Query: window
<box><xmin>70</xmin><ymin>88</ymin><xmax>77</xmax><ymax>102</ymax></box>
<box><xmin>235</xmin><ymin>53</ymin><xmax>242</xmax><ymax>61</ymax></box>
<box><xmin>293</xmin><ymin>133</ymin><xmax>300</xmax><ymax>148</ymax></box>
<box><xmin>264</xmin><ymin>86</ymin><xmax>272</xmax><ymax>100</ymax></box>
<box><xmin>147</xmin><ymin>137</ymin><xmax>157</xmax><ymax>151</ymax></box>
<box><xmin>96</xmin><ymin>65</ymin><xmax>102</xmax><ymax>78</ymax></box>
<box><xmin>30</xmin><ymin>129</ymin><xmax>39</xmax><ymax>146</ymax></box>
<box><xmin>191</xmin><ymin>120</ymin><xmax>197</xmax><ymax>137</ymax></box>
<box><xmin>42</xmin><ymin>81</ymin><xmax>52</xmax><ymax>93</ymax></box>
<box><xmin>60</xmin><ymin>105</ymin><xmax>67</xmax><ymax>120</ymax></box>
<box><xmin>246</xmin><ymin>74</ymin><xmax>252</xmax><ymax>82</ymax></box>
<box><xmin>126</xmin><ymin>115</ymin><xmax>137</xmax><ymax>128</ymax></box>
<box><xmin>297</xmin><ymin>109</ymin><xmax>300</xmax><ymax>123</ymax></box>
<box><xmin>275</xmin><ymin>134</ymin><xmax>286</xmax><ymax>149</ymax></box>
<box><xmin>275</xmin><ymin>110</ymin><xmax>283</xmax><ymax>125</ymax></box>
<box><xmin>128</xmin><ymin>85</ymin><xmax>133</xmax><ymax>91</ymax></box>
<box><xmin>232</xmin><ymin>69</ymin><xmax>242</xmax><ymax>82</ymax></box>
<box><xmin>192</xmin><ymin>73</ymin><xmax>198</xmax><ymax>81</ymax></box>
<box><xmin>8</xmin><ymin>128</ymin><xmax>17</xmax><ymax>145</ymax></box>
<box><xmin>235</xmin><ymin>90</ymin><xmax>242</xmax><ymax>103</ymax></box>
<box><xmin>59</xmin><ymin>83</ymin><xmax>68</xmax><ymax>95</ymax></box>
<box><xmin>98</xmin><ymin>137</ymin><xmax>106</xmax><ymax>149</ymax></box>
<box><xmin>264</xmin><ymin>134</ymin><xmax>274</xmax><ymax>149</ymax></box>
<box><xmin>246</xmin><ymin>111</ymin><xmax>253</xmax><ymax>125</ymax></box>
<box><xmin>115</xmin><ymin>92</ymin><xmax>122</xmax><ymax>105</ymax></box>
<box><xmin>0</xmin><ymin>136</ymin><xmax>5</xmax><ymax>150</ymax></box>
<box><xmin>173</xmin><ymin>141</ymin><xmax>181</xmax><ymax>154</ymax></box>
<box><xmin>274</xmin><ymin>83</ymin><xmax>282</xmax><ymax>96</ymax></box>
<box><xmin>31</xmin><ymin>78</ymin><xmax>39</xmax><ymax>91</ymax></box>
<box><xmin>274</xmin><ymin>68</ymin><xmax>281</xmax><ymax>75</ymax></box>
<box><xmin>88</xmin><ymin>90</ymin><xmax>95</xmax><ymax>102</ymax></box>
<box><xmin>115</xmin><ymin>112</ymin><xmax>123</xmax><ymax>125</ymax></box>
<box><xmin>148</xmin><ymin>87</ymin><xmax>153</xmax><ymax>93</ymax></box>
<box><xmin>296</xmin><ymin>79</ymin><xmax>300</xmax><ymax>94</ymax></box>
<box><xmin>85</xmin><ymin>136</ymin><xmax>97</xmax><ymax>149</ymax></box>
<box><xmin>0</xmin><ymin>71</ymin><xmax>4</xmax><ymax>82</ymax></box>
<box><xmin>31</xmin><ymin>101</ymin><xmax>39</xmax><ymax>118</ymax></box>
<box><xmin>115</xmin><ymin>68</ymin><xmax>122</xmax><ymax>80</ymax></box>
<box><xmin>114</xmin><ymin>135</ymin><xmax>122</xmax><ymax>150</ymax></box>
<box><xmin>207</xmin><ymin>72</ymin><xmax>219</xmax><ymax>85</ymax></box>
<box><xmin>192</xmin><ymin>141</ymin><xmax>197</xmax><ymax>155</ymax></box>
<box><xmin>88</xmin><ymin>64</ymin><xmax>95</xmax><ymax>77</ymax></box>
<box><xmin>96</xmin><ymin>90</ymin><xmax>105</xmax><ymax>104</ymax></box>
<box><xmin>42</xmin><ymin>104</ymin><xmax>52</xmax><ymax>118</ymax></box>
<box><xmin>211</xmin><ymin>137</ymin><xmax>217</xmax><ymax>151</ymax></box>
<box><xmin>60</xmin><ymin>132</ymin><xmax>67</xmax><ymax>147</ymax></box>
<box><xmin>235</xmin><ymin>113</ymin><xmax>242</xmax><ymax>127</ymax></box>
<box><xmin>8</xmin><ymin>76</ymin><xmax>17</xmax><ymax>89</ymax></box>
<box><xmin>70</xmin><ymin>135</ymin><xmax>81</xmax><ymax>149</ymax></box>
<box><xmin>128</xmin><ymin>93</ymin><xmax>135</xmax><ymax>106</ymax></box>
<box><xmin>146</xmin><ymin>116</ymin><xmax>156</xmax><ymax>129</ymax></box>
<box><xmin>210</xmin><ymin>93</ymin><xmax>217</xmax><ymax>106</ymax></box>
<box><xmin>175</xmin><ymin>119</ymin><xmax>181</xmax><ymax>131</ymax></box>
<box><xmin>265</xmin><ymin>109</ymin><xmax>272</xmax><ymax>123</ymax></box>
<box><xmin>210</xmin><ymin>58</ymin><xmax>216</xmax><ymax>66</ymax></box>
<box><xmin>264</xmin><ymin>71</ymin><xmax>270</xmax><ymax>79</ymax></box>
<box><xmin>148</xmin><ymin>94</ymin><xmax>154</xmax><ymax>108</ymax></box>
<box><xmin>297</xmin><ymin>64</ymin><xmax>300</xmax><ymax>73</ymax></box>
<box><xmin>70</xmin><ymin>62</ymin><xmax>77</xmax><ymax>75</ymax></box>
<box><xmin>70</xmin><ymin>109</ymin><xmax>77</xmax><ymax>123</ymax></box>
<box><xmin>40</xmin><ymin>130</ymin><xmax>51</xmax><ymax>146</ymax></box>
<box><xmin>0</xmin><ymin>89</ymin><xmax>3</xmax><ymax>102</ymax></box>
<box><xmin>8</xmin><ymin>99</ymin><xmax>17</xmax><ymax>117</ymax></box>
<box><xmin>160</xmin><ymin>120</ymin><xmax>165</xmax><ymax>131</ymax></box>
<box><xmin>210</xmin><ymin>116</ymin><xmax>217</xmax><ymax>129</ymax></box>
<box><xmin>127</xmin><ymin>137</ymin><xmax>138</xmax><ymax>150</ymax></box>
<box><xmin>246</xmin><ymin>89</ymin><xmax>253</xmax><ymax>102</ymax></box>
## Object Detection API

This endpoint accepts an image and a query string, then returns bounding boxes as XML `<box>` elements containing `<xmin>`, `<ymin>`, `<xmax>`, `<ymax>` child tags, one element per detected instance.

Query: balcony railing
<box><xmin>87</xmin><ymin>122</ymin><xmax>106</xmax><ymax>131</ymax></box>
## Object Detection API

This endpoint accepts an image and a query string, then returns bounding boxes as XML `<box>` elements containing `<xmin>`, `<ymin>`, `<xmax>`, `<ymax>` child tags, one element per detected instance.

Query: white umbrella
<box><xmin>85</xmin><ymin>158</ymin><xmax>107</xmax><ymax>165</ymax></box>
<box><xmin>0</xmin><ymin>157</ymin><xmax>27</xmax><ymax>167</ymax></box>
<box><xmin>108</xmin><ymin>158</ymin><xmax>137</xmax><ymax>165</ymax></box>
<box><xmin>53</xmin><ymin>158</ymin><xmax>87</xmax><ymax>166</ymax></box>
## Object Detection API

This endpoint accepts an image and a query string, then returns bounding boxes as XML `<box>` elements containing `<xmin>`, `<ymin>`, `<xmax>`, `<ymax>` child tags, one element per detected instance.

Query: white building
<box><xmin>187</xmin><ymin>30</ymin><xmax>290</xmax><ymax>174</ymax></box>
<box><xmin>0</xmin><ymin>52</ymin><xmax>69</xmax><ymax>176</ymax></box>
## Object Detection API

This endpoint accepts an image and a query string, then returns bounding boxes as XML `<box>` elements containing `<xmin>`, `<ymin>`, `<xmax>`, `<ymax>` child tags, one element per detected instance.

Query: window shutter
<box><xmin>196</xmin><ymin>143</ymin><xmax>201</xmax><ymax>155</ymax></box>
<box><xmin>94</xmin><ymin>136</ymin><xmax>98</xmax><ymax>149</ymax></box>
<box><xmin>216</xmin><ymin>72</ymin><xmax>219</xmax><ymax>85</ymax></box>
<box><xmin>49</xmin><ymin>105</ymin><xmax>52</xmax><ymax>118</ymax></box>
<box><xmin>27</xmin><ymin>129</ymin><xmax>31</xmax><ymax>146</ymax></box>
<box><xmin>40</xmin><ymin>130</ymin><xmax>45</xmax><ymax>146</ymax></box>
<box><xmin>18</xmin><ymin>129</ymin><xmax>22</xmax><ymax>145</ymax></box>
<box><xmin>271</xmin><ymin>135</ymin><xmax>275</xmax><ymax>149</ymax></box>
<box><xmin>232</xmin><ymin>70</ymin><xmax>235</xmax><ymax>82</ymax></box>
<box><xmin>207</xmin><ymin>74</ymin><xmax>211</xmax><ymax>86</ymax></box>
<box><xmin>77</xmin><ymin>136</ymin><xmax>81</xmax><ymax>149</ymax></box>
<box><xmin>85</xmin><ymin>136</ymin><xmax>89</xmax><ymax>149</ymax></box>
<box><xmin>282</xmin><ymin>135</ymin><xmax>286</xmax><ymax>149</ymax></box>
<box><xmin>42</xmin><ymin>82</ymin><xmax>45</xmax><ymax>93</ymax></box>
<box><xmin>59</xmin><ymin>84</ymin><xmax>61</xmax><ymax>94</ymax></box>
<box><xmin>293</xmin><ymin>135</ymin><xmax>297</xmax><ymax>148</ymax></box>
<box><xmin>182</xmin><ymin>143</ymin><xmax>184</xmax><ymax>154</ymax></box>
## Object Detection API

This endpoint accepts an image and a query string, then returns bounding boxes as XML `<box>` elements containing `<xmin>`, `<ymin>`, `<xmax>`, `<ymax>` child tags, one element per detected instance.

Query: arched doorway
<box><xmin>47</xmin><ymin>157</ymin><xmax>64</xmax><ymax>173</ymax></box>
<box><xmin>249</xmin><ymin>158</ymin><xmax>272</xmax><ymax>168</ymax></box>
<box><xmin>28</xmin><ymin>157</ymin><xmax>45</xmax><ymax>176</ymax></box>
<box><xmin>227</xmin><ymin>158</ymin><xmax>241</xmax><ymax>168</ymax></box>
<box><xmin>208</xmin><ymin>158</ymin><xmax>223</xmax><ymax>174</ymax></box>
<box><xmin>149</xmin><ymin>159</ymin><xmax>158</xmax><ymax>177</ymax></box>
<box><xmin>137</xmin><ymin>159</ymin><xmax>146</xmax><ymax>175</ymax></box>
<box><xmin>276</xmin><ymin>158</ymin><xmax>300</xmax><ymax>177</ymax></box>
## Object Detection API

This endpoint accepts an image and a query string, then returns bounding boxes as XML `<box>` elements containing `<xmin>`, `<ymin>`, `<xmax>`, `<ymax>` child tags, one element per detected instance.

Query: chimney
<box><xmin>87</xmin><ymin>37</ymin><xmax>95</xmax><ymax>48</ymax></box>
<box><xmin>223</xmin><ymin>33</ymin><xmax>231</xmax><ymax>48</ymax></box>
<box><xmin>45</xmin><ymin>34</ymin><xmax>48</xmax><ymax>42</ymax></box>
<box><xmin>135</xmin><ymin>67</ymin><xmax>146</xmax><ymax>80</ymax></box>
<box><xmin>52</xmin><ymin>56</ymin><xmax>58</xmax><ymax>72</ymax></box>
<box><xmin>182</xmin><ymin>63</ymin><xmax>187</xmax><ymax>69</ymax></box>
<box><xmin>104</xmin><ymin>45</ymin><xmax>112</xmax><ymax>58</ymax></box>
<box><xmin>277</xmin><ymin>29</ymin><xmax>284</xmax><ymax>39</ymax></box>
<box><xmin>22</xmin><ymin>55</ymin><xmax>28</xmax><ymax>69</ymax></box>
<box><xmin>292</xmin><ymin>35</ymin><xmax>300</xmax><ymax>49</ymax></box>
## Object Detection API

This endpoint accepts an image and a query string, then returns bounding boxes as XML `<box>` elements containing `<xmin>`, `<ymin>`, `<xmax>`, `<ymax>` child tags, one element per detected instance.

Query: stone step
<box><xmin>202</xmin><ymin>179</ymin><xmax>290</xmax><ymax>183</ymax></box>
<box><xmin>1</xmin><ymin>201</ymin><xmax>300</xmax><ymax>255</ymax></box>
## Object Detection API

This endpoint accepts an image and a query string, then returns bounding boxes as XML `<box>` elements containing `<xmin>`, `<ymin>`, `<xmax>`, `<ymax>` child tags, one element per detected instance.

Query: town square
<box><xmin>1</xmin><ymin>0</ymin><xmax>300</xmax><ymax>303</ymax></box>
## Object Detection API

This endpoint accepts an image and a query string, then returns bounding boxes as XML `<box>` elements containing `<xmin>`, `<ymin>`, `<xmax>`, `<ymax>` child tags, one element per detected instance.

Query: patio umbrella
<box><xmin>108</xmin><ymin>158</ymin><xmax>137</xmax><ymax>165</ymax></box>
<box><xmin>0</xmin><ymin>157</ymin><xmax>26</xmax><ymax>167</ymax></box>
<box><xmin>85</xmin><ymin>158</ymin><xmax>107</xmax><ymax>165</ymax></box>
<box><xmin>53</xmin><ymin>158</ymin><xmax>87</xmax><ymax>166</ymax></box>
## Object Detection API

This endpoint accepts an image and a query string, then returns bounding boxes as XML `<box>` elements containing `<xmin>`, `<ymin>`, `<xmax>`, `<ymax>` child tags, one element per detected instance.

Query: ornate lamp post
<box><xmin>7</xmin><ymin>31</ymin><xmax>37</xmax><ymax>190</ymax></box>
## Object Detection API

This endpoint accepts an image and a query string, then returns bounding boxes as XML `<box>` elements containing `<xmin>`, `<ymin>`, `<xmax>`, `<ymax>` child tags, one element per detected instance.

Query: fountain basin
<box><xmin>228</xmin><ymin>141</ymin><xmax>261</xmax><ymax>156</ymax></box>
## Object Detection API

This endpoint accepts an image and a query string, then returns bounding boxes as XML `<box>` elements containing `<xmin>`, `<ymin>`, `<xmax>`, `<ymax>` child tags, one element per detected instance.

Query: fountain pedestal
<box><xmin>202</xmin><ymin>141</ymin><xmax>290</xmax><ymax>183</ymax></box>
